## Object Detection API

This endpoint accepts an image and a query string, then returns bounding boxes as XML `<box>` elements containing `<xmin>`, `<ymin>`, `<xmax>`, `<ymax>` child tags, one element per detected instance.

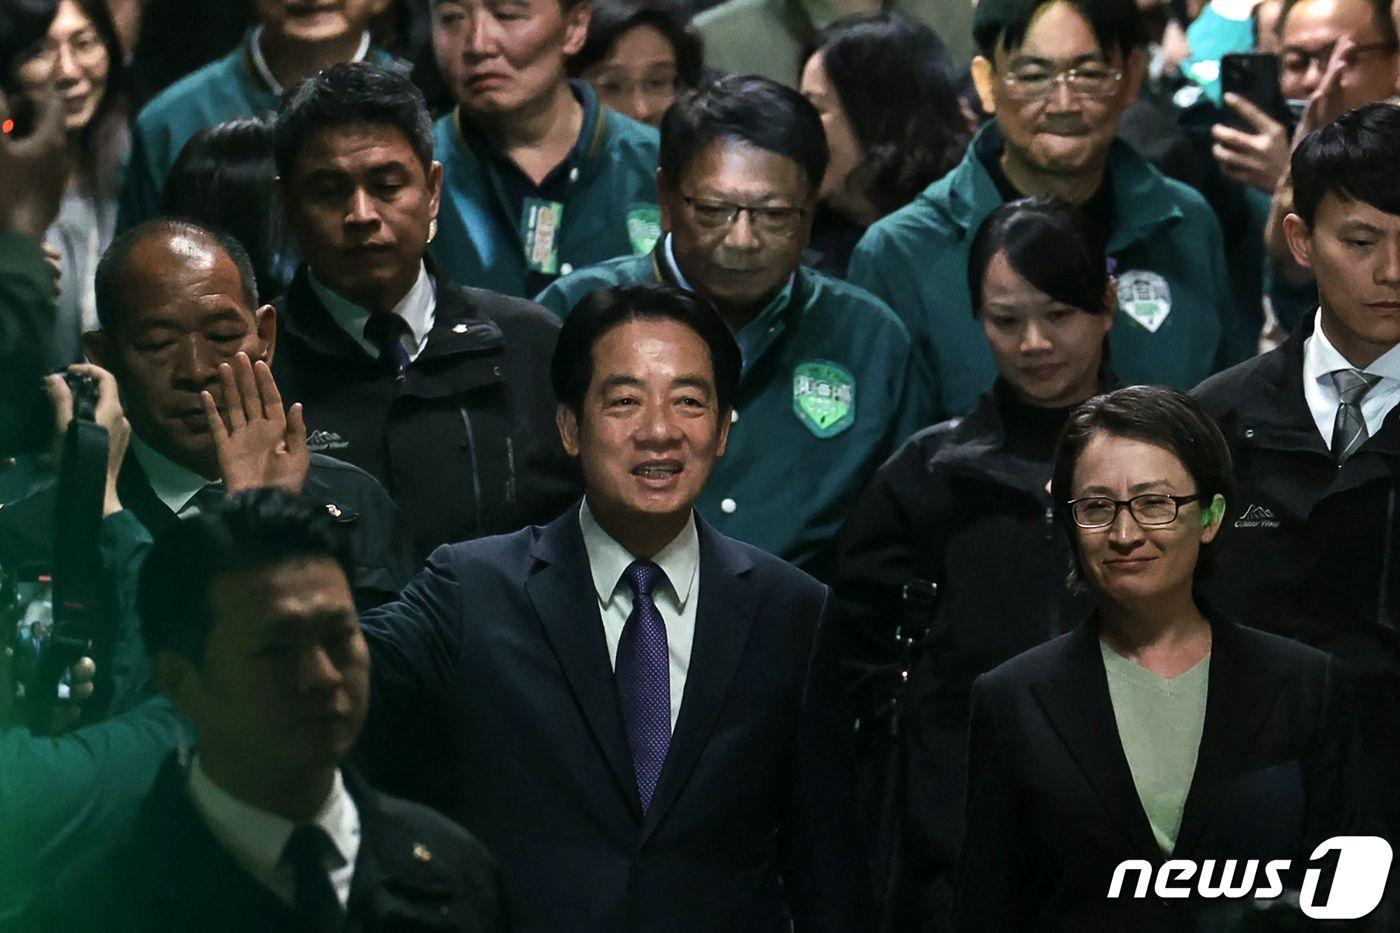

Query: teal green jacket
<box><xmin>0</xmin><ymin>511</ymin><xmax>190</xmax><ymax>922</ymax></box>
<box><xmin>538</xmin><ymin>251</ymin><xmax>921</xmax><ymax>578</ymax></box>
<box><xmin>117</xmin><ymin>34</ymin><xmax>398</xmax><ymax>231</ymax></box>
<box><xmin>429</xmin><ymin>84</ymin><xmax>661</xmax><ymax>298</ymax></box>
<box><xmin>849</xmin><ymin>122</ymin><xmax>1230</xmax><ymax>421</ymax></box>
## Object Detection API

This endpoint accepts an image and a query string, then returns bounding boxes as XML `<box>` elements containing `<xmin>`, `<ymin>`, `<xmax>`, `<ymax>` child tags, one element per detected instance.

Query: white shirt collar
<box><xmin>187</xmin><ymin>755</ymin><xmax>360</xmax><ymax>903</ymax></box>
<box><xmin>248</xmin><ymin>25</ymin><xmax>372</xmax><ymax>96</ymax></box>
<box><xmin>309</xmin><ymin>262</ymin><xmax>437</xmax><ymax>363</ymax></box>
<box><xmin>578</xmin><ymin>499</ymin><xmax>698</xmax><ymax>611</ymax></box>
<box><xmin>662</xmin><ymin>234</ymin><xmax>696</xmax><ymax>294</ymax></box>
<box><xmin>1305</xmin><ymin>308</ymin><xmax>1400</xmax><ymax>383</ymax></box>
<box><xmin>128</xmin><ymin>433</ymin><xmax>217</xmax><ymax>515</ymax></box>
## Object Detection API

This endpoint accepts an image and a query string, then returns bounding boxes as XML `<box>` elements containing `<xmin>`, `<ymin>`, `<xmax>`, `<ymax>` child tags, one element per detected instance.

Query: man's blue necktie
<box><xmin>363</xmin><ymin>312</ymin><xmax>411</xmax><ymax>380</ymax></box>
<box><xmin>616</xmin><ymin>560</ymin><xmax>672</xmax><ymax>812</ymax></box>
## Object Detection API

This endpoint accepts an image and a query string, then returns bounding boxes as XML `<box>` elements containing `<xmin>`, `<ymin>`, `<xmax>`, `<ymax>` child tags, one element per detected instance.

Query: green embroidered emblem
<box><xmin>792</xmin><ymin>360</ymin><xmax>856</xmax><ymax>438</ymax></box>
<box><xmin>626</xmin><ymin>203</ymin><xmax>661</xmax><ymax>255</ymax></box>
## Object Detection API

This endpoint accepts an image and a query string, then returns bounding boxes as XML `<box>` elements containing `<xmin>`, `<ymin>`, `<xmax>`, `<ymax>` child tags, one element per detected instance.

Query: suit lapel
<box><xmin>1031</xmin><ymin>624</ymin><xmax>1163</xmax><ymax>863</ymax></box>
<box><xmin>1172</xmin><ymin>618</ymin><xmax>1286</xmax><ymax>858</ymax></box>
<box><xmin>524</xmin><ymin>508</ymin><xmax>642</xmax><ymax>815</ymax></box>
<box><xmin>117</xmin><ymin>453</ymin><xmax>178</xmax><ymax>536</ymax></box>
<box><xmin>640</xmin><ymin>521</ymin><xmax>756</xmax><ymax>841</ymax></box>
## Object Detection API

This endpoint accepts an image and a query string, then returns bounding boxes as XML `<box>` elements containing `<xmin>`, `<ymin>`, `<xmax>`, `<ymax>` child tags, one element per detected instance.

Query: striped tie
<box><xmin>1331</xmin><ymin>368</ymin><xmax>1382</xmax><ymax>464</ymax></box>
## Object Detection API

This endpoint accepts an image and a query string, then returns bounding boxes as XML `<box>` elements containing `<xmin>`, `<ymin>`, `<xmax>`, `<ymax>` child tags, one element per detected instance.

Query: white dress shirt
<box><xmin>310</xmin><ymin>261</ymin><xmax>437</xmax><ymax>364</ymax></box>
<box><xmin>129</xmin><ymin>433</ymin><xmax>220</xmax><ymax>516</ymax></box>
<box><xmin>187</xmin><ymin>755</ymin><xmax>361</xmax><ymax>909</ymax></box>
<box><xmin>1302</xmin><ymin>310</ymin><xmax>1400</xmax><ymax>449</ymax></box>
<box><xmin>579</xmin><ymin>499</ymin><xmax>699</xmax><ymax>730</ymax></box>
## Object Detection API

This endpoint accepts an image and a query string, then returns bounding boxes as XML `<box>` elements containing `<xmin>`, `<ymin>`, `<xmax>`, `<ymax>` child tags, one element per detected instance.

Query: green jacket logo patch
<box><xmin>793</xmin><ymin>360</ymin><xmax>855</xmax><ymax>438</ymax></box>
<box><xmin>626</xmin><ymin>203</ymin><xmax>661</xmax><ymax>255</ymax></box>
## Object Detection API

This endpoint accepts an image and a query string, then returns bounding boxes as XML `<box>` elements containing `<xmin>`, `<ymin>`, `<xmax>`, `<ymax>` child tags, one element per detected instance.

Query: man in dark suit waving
<box><xmin>360</xmin><ymin>283</ymin><xmax>869</xmax><ymax>931</ymax></box>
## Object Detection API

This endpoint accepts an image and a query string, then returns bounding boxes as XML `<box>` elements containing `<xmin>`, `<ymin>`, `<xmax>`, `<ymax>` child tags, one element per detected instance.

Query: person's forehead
<box><xmin>1002</xmin><ymin>1</ymin><xmax>1110</xmax><ymax>60</ymax></box>
<box><xmin>589</xmin><ymin>318</ymin><xmax>716</xmax><ymax>379</ymax></box>
<box><xmin>208</xmin><ymin>560</ymin><xmax>355</xmax><ymax>637</ymax></box>
<box><xmin>121</xmin><ymin>234</ymin><xmax>251</xmax><ymax>322</ymax></box>
<box><xmin>680</xmin><ymin>140</ymin><xmax>806</xmax><ymax>199</ymax></box>
<box><xmin>1314</xmin><ymin>191</ymin><xmax>1400</xmax><ymax>228</ymax></box>
<box><xmin>291</xmin><ymin>121</ymin><xmax>423</xmax><ymax>177</ymax></box>
<box><xmin>1073</xmin><ymin>433</ymin><xmax>1190</xmax><ymax>483</ymax></box>
<box><xmin>606</xmin><ymin>23</ymin><xmax>678</xmax><ymax>64</ymax></box>
<box><xmin>50</xmin><ymin>1</ymin><xmax>97</xmax><ymax>37</ymax></box>
<box><xmin>1283</xmin><ymin>0</ymin><xmax>1381</xmax><ymax>42</ymax></box>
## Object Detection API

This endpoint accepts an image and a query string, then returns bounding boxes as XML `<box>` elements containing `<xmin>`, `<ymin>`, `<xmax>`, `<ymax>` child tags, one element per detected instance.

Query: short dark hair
<box><xmin>273</xmin><ymin>61</ymin><xmax>434</xmax><ymax>183</ymax></box>
<box><xmin>95</xmin><ymin>218</ymin><xmax>260</xmax><ymax>333</ymax></box>
<box><xmin>138</xmin><ymin>489</ymin><xmax>355</xmax><ymax>665</ymax></box>
<box><xmin>1050</xmin><ymin>386</ymin><xmax>1235</xmax><ymax>580</ymax></box>
<box><xmin>162</xmin><ymin>116</ymin><xmax>300</xmax><ymax>301</ymax></box>
<box><xmin>551</xmin><ymin>283</ymin><xmax>741</xmax><ymax>415</ymax></box>
<box><xmin>804</xmin><ymin>13</ymin><xmax>967</xmax><ymax>216</ymax></box>
<box><xmin>568</xmin><ymin>0</ymin><xmax>703</xmax><ymax>90</ymax></box>
<box><xmin>1291</xmin><ymin>102</ymin><xmax>1400</xmax><ymax>226</ymax></box>
<box><xmin>659</xmin><ymin>74</ymin><xmax>829</xmax><ymax>195</ymax></box>
<box><xmin>968</xmin><ymin>195</ymin><xmax>1111</xmax><ymax>317</ymax></box>
<box><xmin>1277</xmin><ymin>0</ymin><xmax>1397</xmax><ymax>43</ymax></box>
<box><xmin>973</xmin><ymin>0</ymin><xmax>1146</xmax><ymax>61</ymax></box>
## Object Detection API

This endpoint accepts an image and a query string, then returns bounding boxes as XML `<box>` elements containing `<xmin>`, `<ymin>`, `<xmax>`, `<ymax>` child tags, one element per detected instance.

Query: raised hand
<box><xmin>1211</xmin><ymin>92</ymin><xmax>1291</xmax><ymax>193</ymax></box>
<box><xmin>200</xmin><ymin>352</ymin><xmax>310</xmax><ymax>495</ymax></box>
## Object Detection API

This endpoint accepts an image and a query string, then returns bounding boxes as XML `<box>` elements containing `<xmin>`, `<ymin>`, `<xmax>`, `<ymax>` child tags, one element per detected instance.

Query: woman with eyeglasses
<box><xmin>567</xmin><ymin>0</ymin><xmax>703</xmax><ymax>128</ymax></box>
<box><xmin>954</xmin><ymin>384</ymin><xmax>1363</xmax><ymax>931</ymax></box>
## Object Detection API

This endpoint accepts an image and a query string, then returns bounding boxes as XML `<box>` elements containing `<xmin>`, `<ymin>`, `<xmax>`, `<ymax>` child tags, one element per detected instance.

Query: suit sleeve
<box><xmin>1302</xmin><ymin>657</ymin><xmax>1367</xmax><ymax>848</ymax></box>
<box><xmin>955</xmin><ymin>675</ymin><xmax>1022</xmax><ymax>932</ymax></box>
<box><xmin>783</xmin><ymin>586</ymin><xmax>875</xmax><ymax>932</ymax></box>
<box><xmin>356</xmin><ymin>545</ymin><xmax>464</xmax><ymax>801</ymax></box>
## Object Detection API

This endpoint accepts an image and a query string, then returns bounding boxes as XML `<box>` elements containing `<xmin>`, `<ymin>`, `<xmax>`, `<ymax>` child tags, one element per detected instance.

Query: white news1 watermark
<box><xmin>1108</xmin><ymin>836</ymin><xmax>1394</xmax><ymax>920</ymax></box>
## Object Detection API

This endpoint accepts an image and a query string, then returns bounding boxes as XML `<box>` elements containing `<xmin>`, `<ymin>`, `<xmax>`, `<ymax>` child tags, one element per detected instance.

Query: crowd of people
<box><xmin>1</xmin><ymin>0</ymin><xmax>1399</xmax><ymax>929</ymax></box>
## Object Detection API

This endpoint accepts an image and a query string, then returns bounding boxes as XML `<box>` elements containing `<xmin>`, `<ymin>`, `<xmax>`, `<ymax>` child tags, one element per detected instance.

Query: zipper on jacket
<box><xmin>1044</xmin><ymin>505</ymin><xmax>1055</xmax><ymax>541</ymax></box>
<box><xmin>458</xmin><ymin>406</ymin><xmax>485</xmax><ymax>537</ymax></box>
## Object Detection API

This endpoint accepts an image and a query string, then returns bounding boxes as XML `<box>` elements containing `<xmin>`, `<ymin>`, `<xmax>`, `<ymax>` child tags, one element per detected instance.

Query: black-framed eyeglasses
<box><xmin>999</xmin><ymin>64</ymin><xmax>1125</xmax><ymax>100</ymax></box>
<box><xmin>681</xmin><ymin>195</ymin><xmax>807</xmax><ymax>236</ymax></box>
<box><xmin>1066</xmin><ymin>493</ymin><xmax>1206</xmax><ymax>529</ymax></box>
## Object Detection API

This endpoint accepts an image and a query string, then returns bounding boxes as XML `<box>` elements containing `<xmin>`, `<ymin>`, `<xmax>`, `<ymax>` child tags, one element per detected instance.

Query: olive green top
<box><xmin>1100</xmin><ymin>641</ymin><xmax>1211</xmax><ymax>856</ymax></box>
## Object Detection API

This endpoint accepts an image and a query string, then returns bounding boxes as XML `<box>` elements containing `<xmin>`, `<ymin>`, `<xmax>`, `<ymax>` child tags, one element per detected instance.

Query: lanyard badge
<box><xmin>521</xmin><ymin>198</ymin><xmax>565</xmax><ymax>274</ymax></box>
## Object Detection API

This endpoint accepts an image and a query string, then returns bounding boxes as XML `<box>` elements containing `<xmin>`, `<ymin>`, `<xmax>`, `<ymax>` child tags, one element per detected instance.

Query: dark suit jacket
<box><xmin>359</xmin><ymin>505</ymin><xmax>870</xmax><ymax>932</ymax></box>
<box><xmin>34</xmin><ymin>753</ymin><xmax>507</xmax><ymax>932</ymax></box>
<box><xmin>955</xmin><ymin>616</ymin><xmax>1362</xmax><ymax>933</ymax></box>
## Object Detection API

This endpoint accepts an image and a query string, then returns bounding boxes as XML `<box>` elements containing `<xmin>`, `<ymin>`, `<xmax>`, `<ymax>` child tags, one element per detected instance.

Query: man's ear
<box><xmin>427</xmin><ymin>160</ymin><xmax>444</xmax><ymax>227</ymax></box>
<box><xmin>563</xmin><ymin>0</ymin><xmax>591</xmax><ymax>56</ymax></box>
<box><xmin>1200</xmin><ymin>493</ymin><xmax>1226</xmax><ymax>543</ymax></box>
<box><xmin>556</xmin><ymin>403</ymin><xmax>581</xmax><ymax>457</ymax></box>
<box><xmin>971</xmin><ymin>55</ymin><xmax>997</xmax><ymax>115</ymax></box>
<box><xmin>715</xmin><ymin>407</ymin><xmax>731</xmax><ymax>458</ymax></box>
<box><xmin>82</xmin><ymin>330</ymin><xmax>111</xmax><ymax>369</ymax></box>
<box><xmin>255</xmin><ymin>304</ymin><xmax>278</xmax><ymax>367</ymax></box>
<box><xmin>1283</xmin><ymin>213</ymin><xmax>1315</xmax><ymax>271</ymax></box>
<box><xmin>151</xmin><ymin>650</ymin><xmax>202</xmax><ymax>720</ymax></box>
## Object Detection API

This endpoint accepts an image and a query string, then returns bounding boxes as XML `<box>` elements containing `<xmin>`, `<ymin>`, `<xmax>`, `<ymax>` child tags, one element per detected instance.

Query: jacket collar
<box><xmin>450</xmin><ymin>80</ymin><xmax>609</xmax><ymax>177</ymax></box>
<box><xmin>524</xmin><ymin>503</ymin><xmax>756</xmax><ymax>842</ymax></box>
<box><xmin>931</xmin><ymin>121</ymin><xmax>1184</xmax><ymax>252</ymax></box>
<box><xmin>1029</xmin><ymin>613</ymin><xmax>1289</xmax><ymax>865</ymax></box>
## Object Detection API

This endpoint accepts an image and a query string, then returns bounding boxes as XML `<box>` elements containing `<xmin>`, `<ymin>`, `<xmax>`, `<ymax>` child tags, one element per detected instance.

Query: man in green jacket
<box><xmin>539</xmin><ymin>76</ymin><xmax>919</xmax><ymax>578</ymax></box>
<box><xmin>849</xmin><ymin>0</ymin><xmax>1232</xmax><ymax>422</ymax></box>
<box><xmin>428</xmin><ymin>0</ymin><xmax>661</xmax><ymax>298</ymax></box>
<box><xmin>118</xmin><ymin>0</ymin><xmax>399</xmax><ymax>231</ymax></box>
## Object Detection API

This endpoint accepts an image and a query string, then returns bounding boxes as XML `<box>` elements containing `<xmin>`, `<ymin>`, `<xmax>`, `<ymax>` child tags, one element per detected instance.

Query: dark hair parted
<box><xmin>551</xmin><ymin>283</ymin><xmax>741</xmax><ymax>415</ymax></box>
<box><xmin>805</xmin><ymin>13</ymin><xmax>968</xmax><ymax>216</ymax></box>
<box><xmin>968</xmin><ymin>195</ymin><xmax>1111</xmax><ymax>317</ymax></box>
<box><xmin>0</xmin><ymin>0</ymin><xmax>57</xmax><ymax>80</ymax></box>
<box><xmin>138</xmin><ymin>489</ymin><xmax>355</xmax><ymax>665</ymax></box>
<box><xmin>162</xmin><ymin>116</ymin><xmax>300</xmax><ymax>301</ymax></box>
<box><xmin>659</xmin><ymin>74</ymin><xmax>829</xmax><ymax>195</ymax></box>
<box><xmin>1291</xmin><ymin>102</ymin><xmax>1400</xmax><ymax>227</ymax></box>
<box><xmin>96</xmin><ymin>218</ymin><xmax>260</xmax><ymax>333</ymax></box>
<box><xmin>973</xmin><ymin>0</ymin><xmax>1146</xmax><ymax>61</ymax></box>
<box><xmin>1050</xmin><ymin>386</ymin><xmax>1235</xmax><ymax>579</ymax></box>
<box><xmin>567</xmin><ymin>0</ymin><xmax>703</xmax><ymax>90</ymax></box>
<box><xmin>273</xmin><ymin>61</ymin><xmax>434</xmax><ymax>182</ymax></box>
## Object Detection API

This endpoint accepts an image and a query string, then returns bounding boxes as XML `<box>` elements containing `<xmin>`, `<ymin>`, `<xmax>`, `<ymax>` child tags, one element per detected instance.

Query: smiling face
<box><xmin>557</xmin><ymin>317</ymin><xmax>730</xmax><ymax>540</ymax></box>
<box><xmin>972</xmin><ymin>1</ymin><xmax>1142</xmax><ymax>182</ymax></box>
<box><xmin>660</xmin><ymin>140</ymin><xmax>815</xmax><ymax>319</ymax></box>
<box><xmin>178</xmin><ymin>558</ymin><xmax>369</xmax><ymax>776</ymax></box>
<box><xmin>1286</xmin><ymin>192</ymin><xmax>1400</xmax><ymax>368</ymax></box>
<box><xmin>979</xmin><ymin>249</ymin><xmax>1113</xmax><ymax>408</ymax></box>
<box><xmin>15</xmin><ymin>0</ymin><xmax>111</xmax><ymax>133</ymax></box>
<box><xmin>252</xmin><ymin>0</ymin><xmax>386</xmax><ymax>44</ymax></box>
<box><xmin>432</xmin><ymin>0</ymin><xmax>588</xmax><ymax>117</ymax></box>
<box><xmin>1070</xmin><ymin>433</ymin><xmax>1219</xmax><ymax>608</ymax></box>
<box><xmin>282</xmin><ymin>121</ymin><xmax>443</xmax><ymax>312</ymax></box>
<box><xmin>83</xmin><ymin>231</ymin><xmax>276</xmax><ymax>478</ymax></box>
<box><xmin>581</xmin><ymin>23</ymin><xmax>679</xmax><ymax>127</ymax></box>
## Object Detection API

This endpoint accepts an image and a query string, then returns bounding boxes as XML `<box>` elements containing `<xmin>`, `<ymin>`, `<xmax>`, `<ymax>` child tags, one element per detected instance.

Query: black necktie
<box><xmin>363</xmin><ymin>313</ymin><xmax>411</xmax><ymax>379</ymax></box>
<box><xmin>282</xmin><ymin>825</ymin><xmax>345</xmax><ymax>932</ymax></box>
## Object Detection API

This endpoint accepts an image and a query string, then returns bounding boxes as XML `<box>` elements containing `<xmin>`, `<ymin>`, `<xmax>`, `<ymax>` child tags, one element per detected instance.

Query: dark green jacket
<box><xmin>849</xmin><ymin>122</ymin><xmax>1230</xmax><ymax>421</ymax></box>
<box><xmin>117</xmin><ymin>33</ymin><xmax>399</xmax><ymax>231</ymax></box>
<box><xmin>538</xmin><ymin>251</ymin><xmax>920</xmax><ymax>578</ymax></box>
<box><xmin>0</xmin><ymin>231</ymin><xmax>55</xmax><ymax>454</ymax></box>
<box><xmin>429</xmin><ymin>83</ymin><xmax>661</xmax><ymax>298</ymax></box>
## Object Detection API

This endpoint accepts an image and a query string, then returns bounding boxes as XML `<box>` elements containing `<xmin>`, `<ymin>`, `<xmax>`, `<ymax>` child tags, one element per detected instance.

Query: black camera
<box><xmin>61</xmin><ymin>370</ymin><xmax>99</xmax><ymax>423</ymax></box>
